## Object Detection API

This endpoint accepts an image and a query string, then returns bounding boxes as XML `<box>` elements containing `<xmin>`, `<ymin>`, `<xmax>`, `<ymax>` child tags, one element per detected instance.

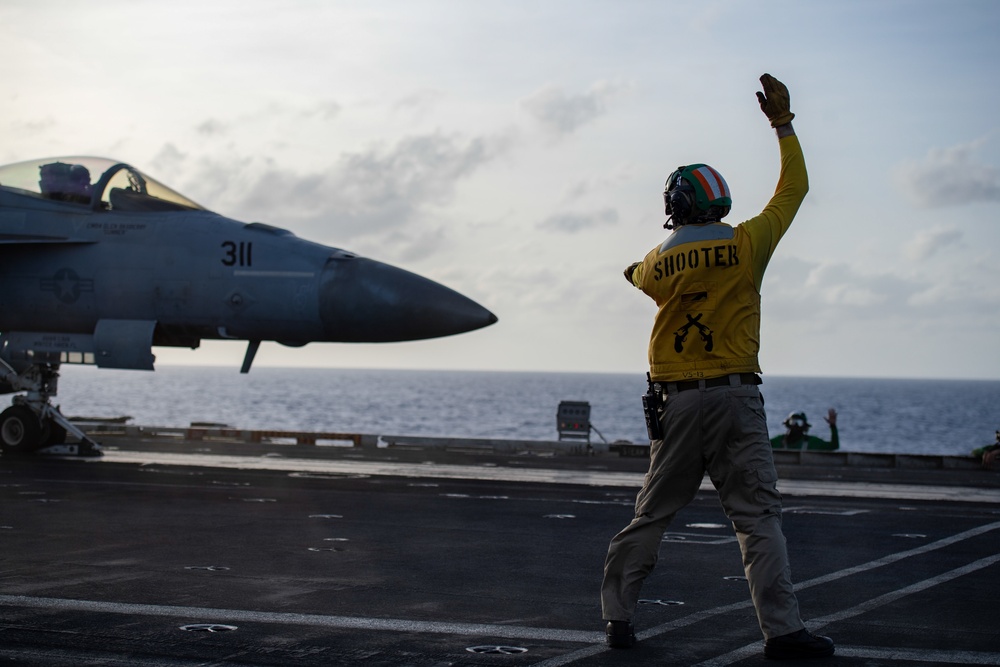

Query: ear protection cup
<box><xmin>667</xmin><ymin>186</ymin><xmax>693</xmax><ymax>222</ymax></box>
<box><xmin>663</xmin><ymin>174</ymin><xmax>695</xmax><ymax>228</ymax></box>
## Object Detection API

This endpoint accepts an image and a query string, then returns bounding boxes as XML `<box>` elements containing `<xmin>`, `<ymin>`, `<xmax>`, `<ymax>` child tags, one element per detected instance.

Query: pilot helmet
<box><xmin>68</xmin><ymin>164</ymin><xmax>92</xmax><ymax>190</ymax></box>
<box><xmin>38</xmin><ymin>162</ymin><xmax>92</xmax><ymax>197</ymax></box>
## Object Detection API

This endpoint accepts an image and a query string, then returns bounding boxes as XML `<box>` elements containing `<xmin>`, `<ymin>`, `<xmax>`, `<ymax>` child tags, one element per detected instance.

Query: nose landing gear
<box><xmin>0</xmin><ymin>359</ymin><xmax>102</xmax><ymax>457</ymax></box>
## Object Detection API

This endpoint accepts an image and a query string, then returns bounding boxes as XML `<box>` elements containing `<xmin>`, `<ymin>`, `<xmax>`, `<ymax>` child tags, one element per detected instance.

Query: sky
<box><xmin>2</xmin><ymin>0</ymin><xmax>999</xmax><ymax>380</ymax></box>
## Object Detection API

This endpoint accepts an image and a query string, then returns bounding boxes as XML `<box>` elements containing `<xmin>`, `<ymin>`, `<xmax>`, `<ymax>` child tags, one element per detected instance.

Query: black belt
<box><xmin>660</xmin><ymin>373</ymin><xmax>761</xmax><ymax>393</ymax></box>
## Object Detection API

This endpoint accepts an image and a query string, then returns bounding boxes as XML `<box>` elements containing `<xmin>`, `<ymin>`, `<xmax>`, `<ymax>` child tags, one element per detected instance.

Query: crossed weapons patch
<box><xmin>674</xmin><ymin>313</ymin><xmax>714</xmax><ymax>353</ymax></box>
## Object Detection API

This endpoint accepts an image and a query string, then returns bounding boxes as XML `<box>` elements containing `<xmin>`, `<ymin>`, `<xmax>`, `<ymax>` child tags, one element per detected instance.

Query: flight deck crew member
<box><xmin>600</xmin><ymin>74</ymin><xmax>835</xmax><ymax>661</ymax></box>
<box><xmin>972</xmin><ymin>430</ymin><xmax>1000</xmax><ymax>469</ymax></box>
<box><xmin>771</xmin><ymin>409</ymin><xmax>839</xmax><ymax>451</ymax></box>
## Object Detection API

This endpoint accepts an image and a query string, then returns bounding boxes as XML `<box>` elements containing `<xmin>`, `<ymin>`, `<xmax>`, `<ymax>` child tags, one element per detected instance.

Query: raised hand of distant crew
<box><xmin>824</xmin><ymin>408</ymin><xmax>837</xmax><ymax>427</ymax></box>
<box><xmin>756</xmin><ymin>73</ymin><xmax>795</xmax><ymax>127</ymax></box>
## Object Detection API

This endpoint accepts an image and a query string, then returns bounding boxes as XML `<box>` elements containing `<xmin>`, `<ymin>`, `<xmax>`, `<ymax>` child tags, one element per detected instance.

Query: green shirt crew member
<box><xmin>771</xmin><ymin>409</ymin><xmax>839</xmax><ymax>451</ymax></box>
<box><xmin>971</xmin><ymin>430</ymin><xmax>1000</xmax><ymax>469</ymax></box>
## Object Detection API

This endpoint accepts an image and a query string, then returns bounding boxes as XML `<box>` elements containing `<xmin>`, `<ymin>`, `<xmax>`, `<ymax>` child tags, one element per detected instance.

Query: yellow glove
<box><xmin>624</xmin><ymin>262</ymin><xmax>640</xmax><ymax>284</ymax></box>
<box><xmin>756</xmin><ymin>73</ymin><xmax>795</xmax><ymax>128</ymax></box>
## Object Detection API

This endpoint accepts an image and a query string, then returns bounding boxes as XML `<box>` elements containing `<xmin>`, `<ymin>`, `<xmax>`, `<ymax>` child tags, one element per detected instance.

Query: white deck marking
<box><xmin>807</xmin><ymin>552</ymin><xmax>1000</xmax><ymax>626</ymax></box>
<box><xmin>0</xmin><ymin>594</ymin><xmax>600</xmax><ymax>644</ymax></box>
<box><xmin>30</xmin><ymin>451</ymin><xmax>1000</xmax><ymax>665</ymax></box>
<box><xmin>792</xmin><ymin>520</ymin><xmax>1000</xmax><ymax>592</ymax></box>
<box><xmin>835</xmin><ymin>646</ymin><xmax>1000</xmax><ymax>665</ymax></box>
<box><xmin>694</xmin><ymin>644</ymin><xmax>1000</xmax><ymax>666</ymax></box>
<box><xmin>101</xmin><ymin>450</ymin><xmax>1000</xmax><ymax>503</ymax></box>
<box><xmin>693</xmin><ymin>552</ymin><xmax>1000</xmax><ymax>667</ymax></box>
<box><xmin>529</xmin><ymin>521</ymin><xmax>1000</xmax><ymax>667</ymax></box>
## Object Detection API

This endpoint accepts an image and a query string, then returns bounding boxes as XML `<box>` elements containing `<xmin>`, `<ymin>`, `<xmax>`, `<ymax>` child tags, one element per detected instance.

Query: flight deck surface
<box><xmin>0</xmin><ymin>439</ymin><xmax>998</xmax><ymax>666</ymax></box>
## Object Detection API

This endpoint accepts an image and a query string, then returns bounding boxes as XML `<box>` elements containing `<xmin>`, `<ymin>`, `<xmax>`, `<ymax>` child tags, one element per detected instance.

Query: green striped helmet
<box><xmin>668</xmin><ymin>164</ymin><xmax>732</xmax><ymax>210</ymax></box>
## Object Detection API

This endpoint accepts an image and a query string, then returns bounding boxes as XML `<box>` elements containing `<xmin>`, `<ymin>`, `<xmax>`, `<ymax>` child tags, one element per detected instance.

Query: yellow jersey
<box><xmin>631</xmin><ymin>135</ymin><xmax>808</xmax><ymax>382</ymax></box>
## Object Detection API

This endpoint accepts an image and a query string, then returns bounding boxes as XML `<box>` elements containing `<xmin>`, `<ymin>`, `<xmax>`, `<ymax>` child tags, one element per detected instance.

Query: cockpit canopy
<box><xmin>0</xmin><ymin>157</ymin><xmax>205</xmax><ymax>212</ymax></box>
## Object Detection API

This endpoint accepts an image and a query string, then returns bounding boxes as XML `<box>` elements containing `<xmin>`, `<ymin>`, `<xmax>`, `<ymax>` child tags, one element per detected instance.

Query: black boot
<box><xmin>605</xmin><ymin>620</ymin><xmax>635</xmax><ymax>649</ymax></box>
<box><xmin>764</xmin><ymin>628</ymin><xmax>834</xmax><ymax>659</ymax></box>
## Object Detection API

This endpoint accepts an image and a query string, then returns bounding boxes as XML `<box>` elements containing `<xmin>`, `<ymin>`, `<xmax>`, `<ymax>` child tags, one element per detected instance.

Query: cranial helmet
<box><xmin>783</xmin><ymin>412</ymin><xmax>811</xmax><ymax>431</ymax></box>
<box><xmin>663</xmin><ymin>164</ymin><xmax>732</xmax><ymax>228</ymax></box>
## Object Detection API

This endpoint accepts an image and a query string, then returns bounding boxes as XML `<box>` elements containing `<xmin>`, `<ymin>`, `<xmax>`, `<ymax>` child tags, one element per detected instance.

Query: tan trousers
<box><xmin>600</xmin><ymin>382</ymin><xmax>805</xmax><ymax>639</ymax></box>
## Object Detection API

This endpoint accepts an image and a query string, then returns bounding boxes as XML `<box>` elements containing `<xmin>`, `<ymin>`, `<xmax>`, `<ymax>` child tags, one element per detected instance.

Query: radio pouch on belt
<box><xmin>642</xmin><ymin>372</ymin><xmax>664</xmax><ymax>441</ymax></box>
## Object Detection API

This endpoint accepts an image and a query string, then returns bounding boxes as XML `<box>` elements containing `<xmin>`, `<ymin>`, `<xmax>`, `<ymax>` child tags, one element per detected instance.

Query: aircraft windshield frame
<box><xmin>0</xmin><ymin>157</ymin><xmax>205</xmax><ymax>212</ymax></box>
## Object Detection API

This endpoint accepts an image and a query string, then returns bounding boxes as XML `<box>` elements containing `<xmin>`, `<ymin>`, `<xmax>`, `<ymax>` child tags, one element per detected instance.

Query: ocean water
<box><xmin>51</xmin><ymin>366</ymin><xmax>1000</xmax><ymax>457</ymax></box>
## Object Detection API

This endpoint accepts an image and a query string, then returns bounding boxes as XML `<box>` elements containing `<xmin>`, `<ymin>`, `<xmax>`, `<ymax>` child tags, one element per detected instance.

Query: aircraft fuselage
<box><xmin>0</xmin><ymin>156</ymin><xmax>496</xmax><ymax>454</ymax></box>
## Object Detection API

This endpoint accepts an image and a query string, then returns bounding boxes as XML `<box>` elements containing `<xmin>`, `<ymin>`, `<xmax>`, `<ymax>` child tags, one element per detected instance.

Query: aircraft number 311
<box><xmin>221</xmin><ymin>241</ymin><xmax>253</xmax><ymax>267</ymax></box>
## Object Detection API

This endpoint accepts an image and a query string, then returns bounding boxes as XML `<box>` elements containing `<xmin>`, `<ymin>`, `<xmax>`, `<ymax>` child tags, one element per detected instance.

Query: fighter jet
<box><xmin>0</xmin><ymin>157</ymin><xmax>497</xmax><ymax>456</ymax></box>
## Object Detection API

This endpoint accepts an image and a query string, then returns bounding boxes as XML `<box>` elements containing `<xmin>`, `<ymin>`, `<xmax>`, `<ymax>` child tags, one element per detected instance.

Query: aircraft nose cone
<box><xmin>320</xmin><ymin>255</ymin><xmax>497</xmax><ymax>342</ymax></box>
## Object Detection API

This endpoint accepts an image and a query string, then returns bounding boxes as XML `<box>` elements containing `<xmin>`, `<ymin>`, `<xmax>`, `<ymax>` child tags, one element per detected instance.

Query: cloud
<box><xmin>392</xmin><ymin>89</ymin><xmax>445</xmax><ymax>117</ymax></box>
<box><xmin>379</xmin><ymin>225</ymin><xmax>450</xmax><ymax>264</ymax></box>
<box><xmin>177</xmin><ymin>131</ymin><xmax>510</xmax><ymax>253</ymax></box>
<box><xmin>537</xmin><ymin>208</ymin><xmax>619</xmax><ymax>233</ymax></box>
<box><xmin>521</xmin><ymin>81</ymin><xmax>625</xmax><ymax>136</ymax></box>
<box><xmin>316</xmin><ymin>132</ymin><xmax>500</xmax><ymax>230</ymax></box>
<box><xmin>301</xmin><ymin>100</ymin><xmax>341</xmax><ymax>121</ymax></box>
<box><xmin>10</xmin><ymin>117</ymin><xmax>56</xmax><ymax>135</ymax></box>
<box><xmin>802</xmin><ymin>263</ymin><xmax>893</xmax><ymax>308</ymax></box>
<box><xmin>561</xmin><ymin>166</ymin><xmax>637</xmax><ymax>201</ymax></box>
<box><xmin>196</xmin><ymin>119</ymin><xmax>229</xmax><ymax>136</ymax></box>
<box><xmin>149</xmin><ymin>143</ymin><xmax>188</xmax><ymax>175</ymax></box>
<box><xmin>193</xmin><ymin>101</ymin><xmax>339</xmax><ymax>142</ymax></box>
<box><xmin>476</xmin><ymin>258</ymin><xmax>639</xmax><ymax>322</ymax></box>
<box><xmin>765</xmin><ymin>255</ymin><xmax>1000</xmax><ymax>327</ymax></box>
<box><xmin>893</xmin><ymin>138</ymin><xmax>1000</xmax><ymax>207</ymax></box>
<box><xmin>767</xmin><ymin>258</ymin><xmax>915</xmax><ymax>318</ymax></box>
<box><xmin>903</xmin><ymin>225</ymin><xmax>963</xmax><ymax>261</ymax></box>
